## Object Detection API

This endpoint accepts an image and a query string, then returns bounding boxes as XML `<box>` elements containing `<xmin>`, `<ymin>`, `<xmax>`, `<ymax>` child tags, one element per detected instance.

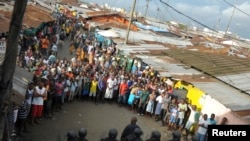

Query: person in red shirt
<box><xmin>118</xmin><ymin>79</ymin><xmax>129</xmax><ymax>106</ymax></box>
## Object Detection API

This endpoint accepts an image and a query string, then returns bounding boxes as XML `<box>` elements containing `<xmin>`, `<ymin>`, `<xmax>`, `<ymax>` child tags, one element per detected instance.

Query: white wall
<box><xmin>201</xmin><ymin>95</ymin><xmax>250</xmax><ymax>125</ymax></box>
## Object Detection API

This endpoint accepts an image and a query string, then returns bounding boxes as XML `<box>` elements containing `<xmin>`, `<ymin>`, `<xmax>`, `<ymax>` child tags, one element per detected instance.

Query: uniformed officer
<box><xmin>67</xmin><ymin>130</ymin><xmax>78</xmax><ymax>141</ymax></box>
<box><xmin>146</xmin><ymin>131</ymin><xmax>161</xmax><ymax>141</ymax></box>
<box><xmin>78</xmin><ymin>128</ymin><xmax>88</xmax><ymax>141</ymax></box>
<box><xmin>124</xmin><ymin>128</ymin><xmax>143</xmax><ymax>141</ymax></box>
<box><xmin>100</xmin><ymin>128</ymin><xmax>118</xmax><ymax>141</ymax></box>
<box><xmin>168</xmin><ymin>131</ymin><xmax>181</xmax><ymax>141</ymax></box>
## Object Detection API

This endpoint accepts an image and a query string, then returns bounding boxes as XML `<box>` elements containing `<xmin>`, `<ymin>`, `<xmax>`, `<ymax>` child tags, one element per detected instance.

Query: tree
<box><xmin>0</xmin><ymin>0</ymin><xmax>28</xmax><ymax>140</ymax></box>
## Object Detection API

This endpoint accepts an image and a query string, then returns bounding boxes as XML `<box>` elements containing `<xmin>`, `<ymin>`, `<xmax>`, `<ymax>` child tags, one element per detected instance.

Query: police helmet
<box><xmin>108</xmin><ymin>128</ymin><xmax>118</xmax><ymax>139</ymax></box>
<box><xmin>67</xmin><ymin>130</ymin><xmax>78</xmax><ymax>140</ymax></box>
<box><xmin>79</xmin><ymin>128</ymin><xmax>87</xmax><ymax>138</ymax></box>
<box><xmin>134</xmin><ymin>128</ymin><xmax>143</xmax><ymax>137</ymax></box>
<box><xmin>151</xmin><ymin>131</ymin><xmax>161</xmax><ymax>139</ymax></box>
<box><xmin>172</xmin><ymin>131</ymin><xmax>181</xmax><ymax>139</ymax></box>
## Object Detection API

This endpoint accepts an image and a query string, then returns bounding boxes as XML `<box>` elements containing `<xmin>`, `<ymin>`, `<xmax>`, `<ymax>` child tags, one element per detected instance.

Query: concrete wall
<box><xmin>201</xmin><ymin>95</ymin><xmax>250</xmax><ymax>125</ymax></box>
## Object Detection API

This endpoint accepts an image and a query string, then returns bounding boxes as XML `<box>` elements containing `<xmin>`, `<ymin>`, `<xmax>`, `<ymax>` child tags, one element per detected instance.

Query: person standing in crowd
<box><xmin>31</xmin><ymin>81</ymin><xmax>46</xmax><ymax>125</ymax></box>
<box><xmin>68</xmin><ymin>78</ymin><xmax>77</xmax><ymax>103</ymax></box>
<box><xmin>121</xmin><ymin>117</ymin><xmax>140</xmax><ymax>141</ymax></box>
<box><xmin>97</xmin><ymin>74</ymin><xmax>106</xmax><ymax>103</ymax></box>
<box><xmin>168</xmin><ymin>105</ymin><xmax>178</xmax><ymax>131</ymax></box>
<box><xmin>16</xmin><ymin>98</ymin><xmax>29</xmax><ymax>136</ymax></box>
<box><xmin>51</xmin><ymin>43</ymin><xmax>58</xmax><ymax>56</ymax></box>
<box><xmin>127</xmin><ymin>83</ymin><xmax>139</xmax><ymax>111</ymax></box>
<box><xmin>146</xmin><ymin>90</ymin><xmax>156</xmax><ymax>117</ymax></box>
<box><xmin>54</xmin><ymin>78</ymin><xmax>64</xmax><ymax>112</ymax></box>
<box><xmin>25</xmin><ymin>82</ymin><xmax>34</xmax><ymax>122</ymax></box>
<box><xmin>137</xmin><ymin>86</ymin><xmax>150</xmax><ymax>116</ymax></box>
<box><xmin>75</xmin><ymin>72</ymin><xmax>83</xmax><ymax>101</ymax></box>
<box><xmin>197</xmin><ymin>114</ymin><xmax>210</xmax><ymax>141</ymax></box>
<box><xmin>41</xmin><ymin>36</ymin><xmax>49</xmax><ymax>56</ymax></box>
<box><xmin>154</xmin><ymin>92</ymin><xmax>165</xmax><ymax>121</ymax></box>
<box><xmin>105</xmin><ymin>75</ymin><xmax>115</xmax><ymax>103</ymax></box>
<box><xmin>118</xmin><ymin>79</ymin><xmax>129</xmax><ymax>107</ymax></box>
<box><xmin>177</xmin><ymin>98</ymin><xmax>188</xmax><ymax>130</ymax></box>
<box><xmin>183</xmin><ymin>105</ymin><xmax>200</xmax><ymax>138</ymax></box>
<box><xmin>82</xmin><ymin>73</ymin><xmax>91</xmax><ymax>101</ymax></box>
<box><xmin>208</xmin><ymin>113</ymin><xmax>217</xmax><ymax>125</ymax></box>
<box><xmin>89</xmin><ymin>76</ymin><xmax>98</xmax><ymax>103</ymax></box>
<box><xmin>161</xmin><ymin>93</ymin><xmax>171</xmax><ymax>126</ymax></box>
<box><xmin>220</xmin><ymin>117</ymin><xmax>228</xmax><ymax>125</ymax></box>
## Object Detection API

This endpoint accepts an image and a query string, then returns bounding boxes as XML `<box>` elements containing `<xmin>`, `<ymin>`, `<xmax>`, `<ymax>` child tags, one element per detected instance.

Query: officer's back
<box><xmin>101</xmin><ymin>128</ymin><xmax>119</xmax><ymax>141</ymax></box>
<box><xmin>145</xmin><ymin>131</ymin><xmax>161</xmax><ymax>141</ymax></box>
<box><xmin>124</xmin><ymin>128</ymin><xmax>143</xmax><ymax>141</ymax></box>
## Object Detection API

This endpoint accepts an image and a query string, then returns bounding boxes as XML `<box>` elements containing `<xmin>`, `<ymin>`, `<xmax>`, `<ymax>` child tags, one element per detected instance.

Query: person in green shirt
<box><xmin>137</xmin><ymin>86</ymin><xmax>150</xmax><ymax>116</ymax></box>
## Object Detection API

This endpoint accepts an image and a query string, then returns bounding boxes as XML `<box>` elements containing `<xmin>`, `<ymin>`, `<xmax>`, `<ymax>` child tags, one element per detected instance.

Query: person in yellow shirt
<box><xmin>66</xmin><ymin>26</ymin><xmax>70</xmax><ymax>39</ymax></box>
<box><xmin>89</xmin><ymin>77</ymin><xmax>98</xmax><ymax>103</ymax></box>
<box><xmin>76</xmin><ymin>47</ymin><xmax>82</xmax><ymax>61</ymax></box>
<box><xmin>69</xmin><ymin>42</ymin><xmax>75</xmax><ymax>55</ymax></box>
<box><xmin>80</xmin><ymin>48</ymin><xmax>85</xmax><ymax>61</ymax></box>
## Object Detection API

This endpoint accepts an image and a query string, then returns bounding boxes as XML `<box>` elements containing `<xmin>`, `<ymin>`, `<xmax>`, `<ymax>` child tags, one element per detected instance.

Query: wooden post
<box><xmin>0</xmin><ymin>0</ymin><xmax>28</xmax><ymax>140</ymax></box>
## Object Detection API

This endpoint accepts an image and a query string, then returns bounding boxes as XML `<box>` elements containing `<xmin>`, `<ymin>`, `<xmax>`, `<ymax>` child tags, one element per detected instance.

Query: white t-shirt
<box><xmin>32</xmin><ymin>86</ymin><xmax>46</xmax><ymax>105</ymax></box>
<box><xmin>178</xmin><ymin>103</ymin><xmax>187</xmax><ymax>119</ymax></box>
<box><xmin>107</xmin><ymin>78</ymin><xmax>115</xmax><ymax>89</ymax></box>
<box><xmin>156</xmin><ymin>95</ymin><xmax>163</xmax><ymax>103</ymax></box>
<box><xmin>113</xmin><ymin>78</ymin><xmax>118</xmax><ymax>90</ymax></box>
<box><xmin>198</xmin><ymin>118</ymin><xmax>210</xmax><ymax>135</ymax></box>
<box><xmin>26</xmin><ymin>89</ymin><xmax>34</xmax><ymax>105</ymax></box>
<box><xmin>188</xmin><ymin>106</ymin><xmax>197</xmax><ymax>123</ymax></box>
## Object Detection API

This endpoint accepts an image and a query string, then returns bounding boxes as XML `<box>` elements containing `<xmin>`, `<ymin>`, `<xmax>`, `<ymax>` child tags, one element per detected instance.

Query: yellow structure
<box><xmin>174</xmin><ymin>80</ymin><xmax>205</xmax><ymax>111</ymax></box>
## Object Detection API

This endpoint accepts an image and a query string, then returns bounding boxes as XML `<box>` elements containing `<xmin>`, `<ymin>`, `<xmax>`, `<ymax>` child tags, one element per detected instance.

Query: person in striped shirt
<box><xmin>16</xmin><ymin>100</ymin><xmax>29</xmax><ymax>136</ymax></box>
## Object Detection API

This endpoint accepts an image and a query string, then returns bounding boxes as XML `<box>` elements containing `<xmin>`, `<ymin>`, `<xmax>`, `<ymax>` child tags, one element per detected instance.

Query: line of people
<box><xmin>10</xmin><ymin>10</ymin><xmax>230</xmax><ymax>141</ymax></box>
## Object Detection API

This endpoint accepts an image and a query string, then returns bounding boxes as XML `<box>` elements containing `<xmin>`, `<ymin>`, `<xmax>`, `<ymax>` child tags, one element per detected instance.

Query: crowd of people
<box><xmin>6</xmin><ymin>11</ymin><xmax>229</xmax><ymax>141</ymax></box>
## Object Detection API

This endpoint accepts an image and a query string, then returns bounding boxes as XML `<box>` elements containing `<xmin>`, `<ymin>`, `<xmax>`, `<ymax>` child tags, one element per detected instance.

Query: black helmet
<box><xmin>67</xmin><ymin>130</ymin><xmax>78</xmax><ymax>141</ymax></box>
<box><xmin>134</xmin><ymin>128</ymin><xmax>143</xmax><ymax>137</ymax></box>
<box><xmin>108</xmin><ymin>128</ymin><xmax>118</xmax><ymax>139</ymax></box>
<box><xmin>79</xmin><ymin>128</ymin><xmax>87</xmax><ymax>138</ymax></box>
<box><xmin>151</xmin><ymin>131</ymin><xmax>161</xmax><ymax>139</ymax></box>
<box><xmin>172</xmin><ymin>131</ymin><xmax>181</xmax><ymax>139</ymax></box>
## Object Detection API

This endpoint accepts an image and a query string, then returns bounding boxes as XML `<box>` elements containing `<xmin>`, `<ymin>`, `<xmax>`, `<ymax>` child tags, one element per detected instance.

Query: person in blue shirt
<box><xmin>209</xmin><ymin>113</ymin><xmax>217</xmax><ymax>125</ymax></box>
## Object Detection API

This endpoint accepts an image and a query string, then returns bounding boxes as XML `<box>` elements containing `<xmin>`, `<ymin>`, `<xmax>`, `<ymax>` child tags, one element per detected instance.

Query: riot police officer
<box><xmin>78</xmin><ymin>128</ymin><xmax>88</xmax><ymax>141</ymax></box>
<box><xmin>124</xmin><ymin>128</ymin><xmax>143</xmax><ymax>141</ymax></box>
<box><xmin>146</xmin><ymin>131</ymin><xmax>161</xmax><ymax>141</ymax></box>
<box><xmin>100</xmin><ymin>128</ymin><xmax>118</xmax><ymax>141</ymax></box>
<box><xmin>67</xmin><ymin>130</ymin><xmax>78</xmax><ymax>141</ymax></box>
<box><xmin>168</xmin><ymin>131</ymin><xmax>181</xmax><ymax>141</ymax></box>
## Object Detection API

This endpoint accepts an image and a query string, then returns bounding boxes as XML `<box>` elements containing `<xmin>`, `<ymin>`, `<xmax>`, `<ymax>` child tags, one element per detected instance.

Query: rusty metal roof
<box><xmin>164</xmin><ymin>48</ymin><xmax>250</xmax><ymax>95</ymax></box>
<box><xmin>0</xmin><ymin>4</ymin><xmax>55</xmax><ymax>32</ymax></box>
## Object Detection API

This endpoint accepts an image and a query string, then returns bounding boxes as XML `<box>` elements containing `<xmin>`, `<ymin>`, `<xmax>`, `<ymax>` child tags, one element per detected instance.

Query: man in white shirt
<box><xmin>197</xmin><ymin>114</ymin><xmax>210</xmax><ymax>141</ymax></box>
<box><xmin>51</xmin><ymin>43</ymin><xmax>58</xmax><ymax>56</ymax></box>
<box><xmin>104</xmin><ymin>76</ymin><xmax>115</xmax><ymax>102</ymax></box>
<box><xmin>31</xmin><ymin>81</ymin><xmax>46</xmax><ymax>125</ymax></box>
<box><xmin>184</xmin><ymin>105</ymin><xmax>199</xmax><ymax>137</ymax></box>
<box><xmin>177</xmin><ymin>99</ymin><xmax>188</xmax><ymax>130</ymax></box>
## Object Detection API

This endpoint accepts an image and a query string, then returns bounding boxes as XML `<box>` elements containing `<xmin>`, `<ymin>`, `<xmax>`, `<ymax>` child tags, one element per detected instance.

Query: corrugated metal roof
<box><xmin>136</xmin><ymin>55</ymin><xmax>202</xmax><ymax>76</ymax></box>
<box><xmin>113</xmin><ymin>28</ymin><xmax>193</xmax><ymax>46</ymax></box>
<box><xmin>164</xmin><ymin>48</ymin><xmax>250</xmax><ymax>95</ymax></box>
<box><xmin>192</xmin><ymin>81</ymin><xmax>250</xmax><ymax>111</ymax></box>
<box><xmin>0</xmin><ymin>4</ymin><xmax>55</xmax><ymax>32</ymax></box>
<box><xmin>117</xmin><ymin>44</ymin><xmax>202</xmax><ymax>77</ymax></box>
<box><xmin>217</xmin><ymin>73</ymin><xmax>250</xmax><ymax>94</ymax></box>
